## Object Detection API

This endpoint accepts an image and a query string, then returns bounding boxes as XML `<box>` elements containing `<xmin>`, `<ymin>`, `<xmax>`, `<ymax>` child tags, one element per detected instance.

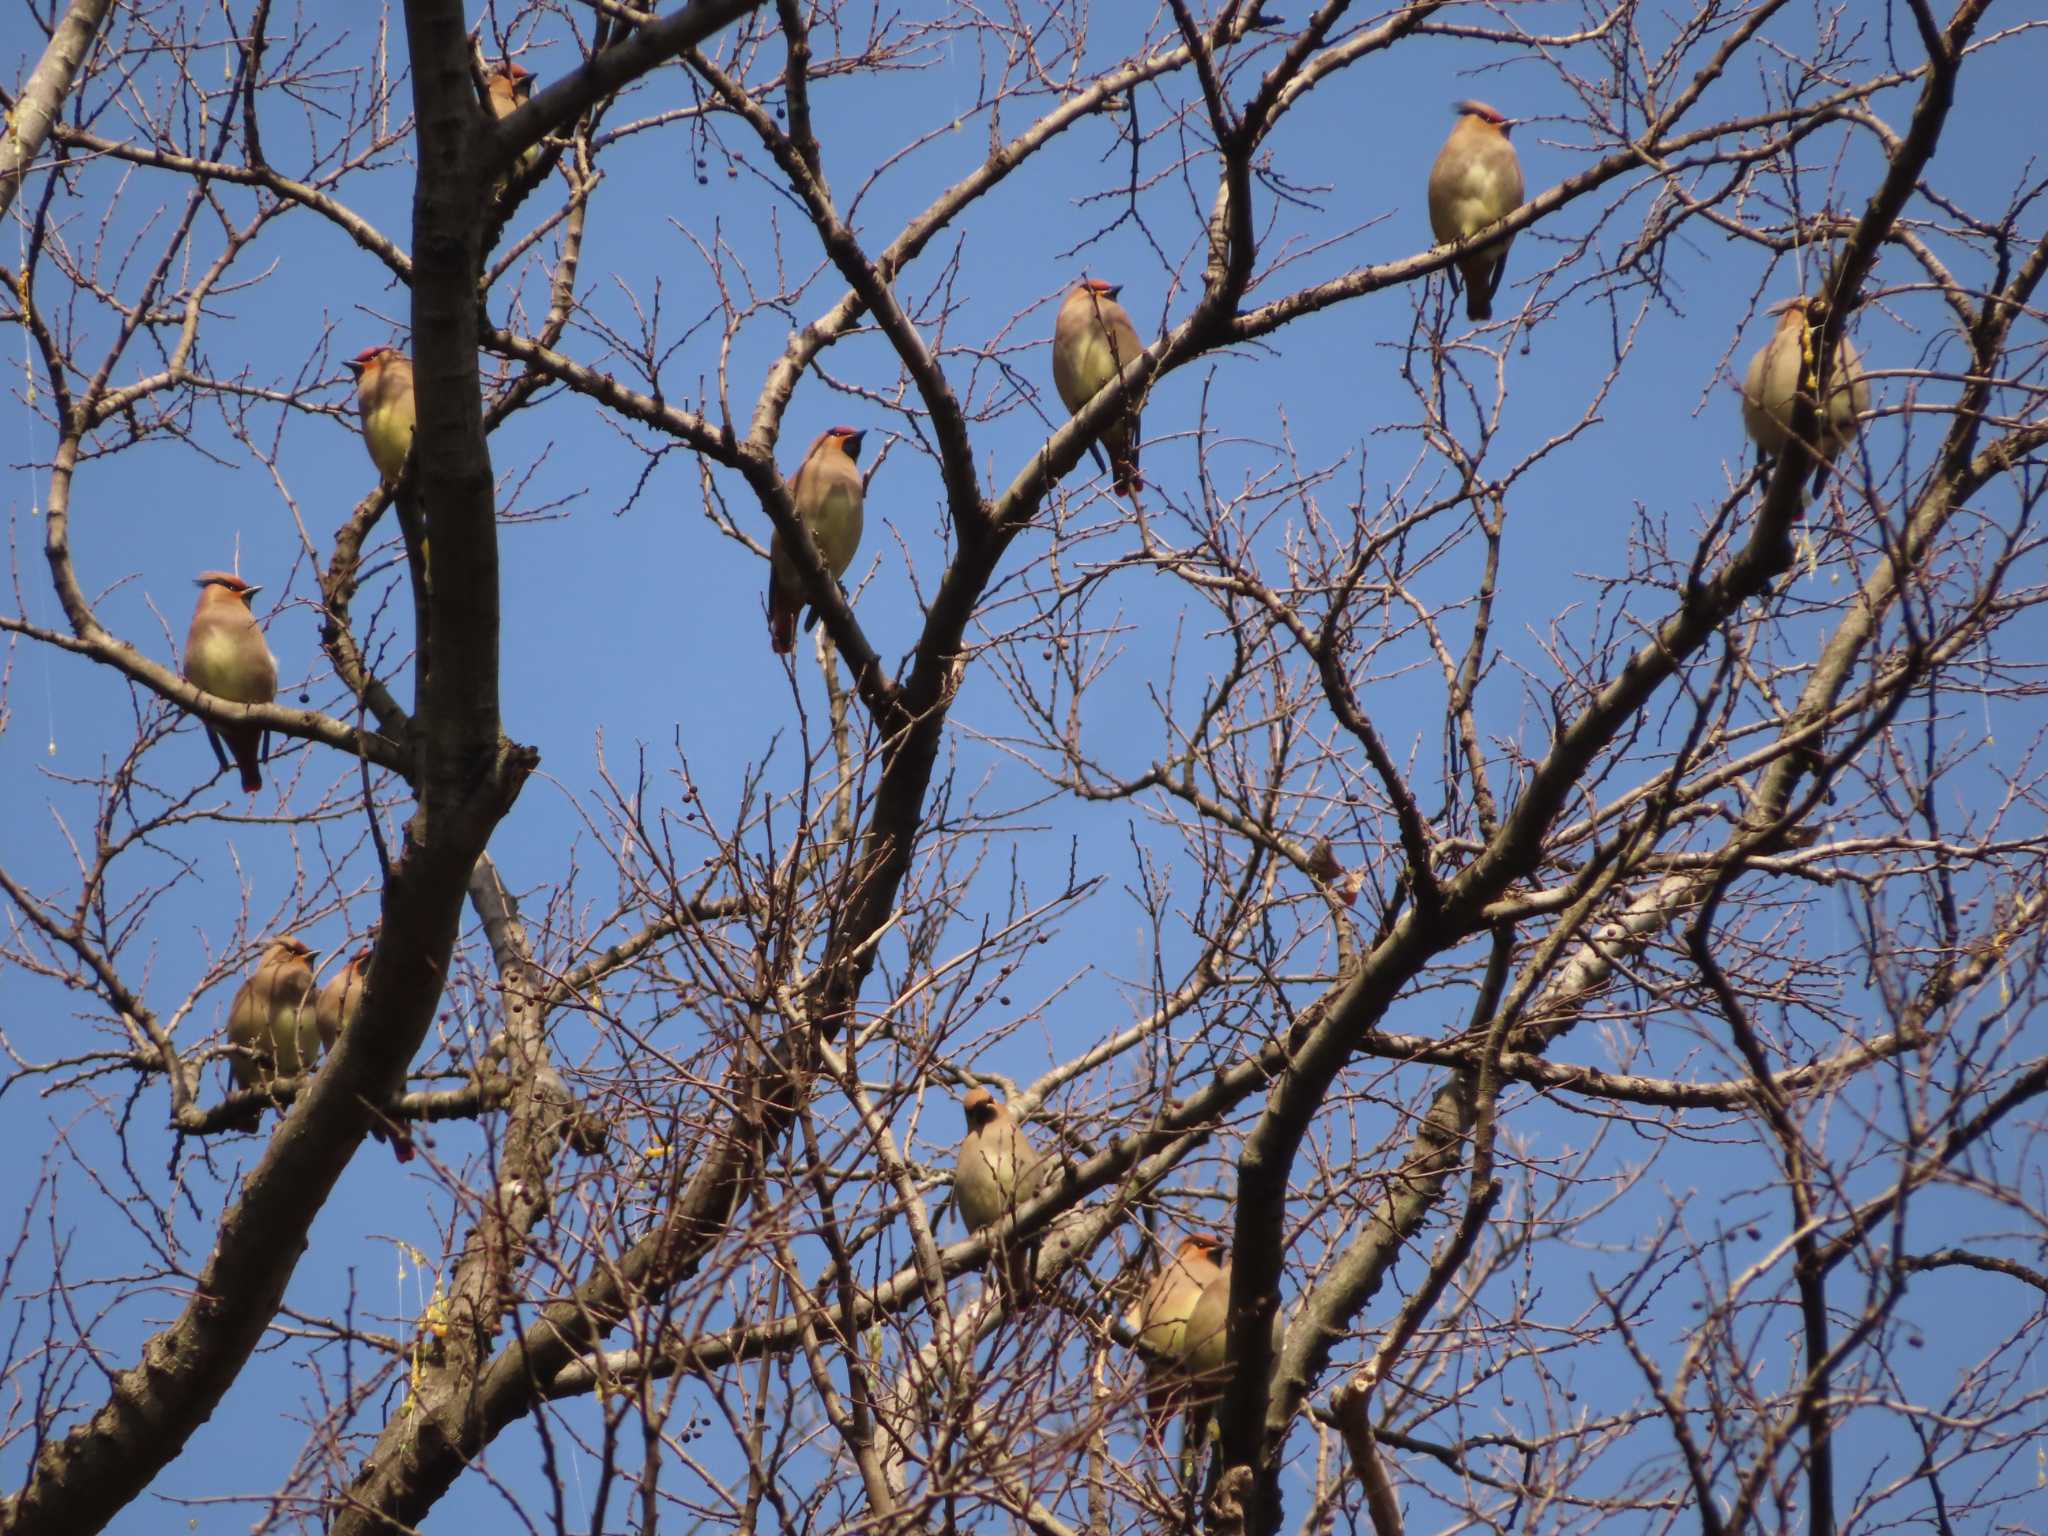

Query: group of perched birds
<box><xmin>959</xmin><ymin>1088</ymin><xmax>1233</xmax><ymax>1434</ymax></box>
<box><xmin>764</xmin><ymin>273</ymin><xmax>1148</xmax><ymax>651</ymax></box>
<box><xmin>220</xmin><ymin>937</ymin><xmax>413</xmax><ymax>1153</ymax></box>
<box><xmin>178</xmin><ymin>84</ymin><xmax>1868</xmax><ymax>1379</ymax></box>
<box><xmin>184</xmin><ymin>344</ymin><xmax>414</xmax><ymax>1100</ymax></box>
<box><xmin>1428</xmin><ymin>100</ymin><xmax>1869</xmax><ymax>486</ymax></box>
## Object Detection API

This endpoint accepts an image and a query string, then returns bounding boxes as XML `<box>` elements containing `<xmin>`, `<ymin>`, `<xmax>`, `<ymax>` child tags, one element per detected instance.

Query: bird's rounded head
<box><xmin>1454</xmin><ymin>100</ymin><xmax>1513</xmax><ymax>134</ymax></box>
<box><xmin>962</xmin><ymin>1087</ymin><xmax>1000</xmax><ymax>1126</ymax></box>
<box><xmin>1076</xmin><ymin>277</ymin><xmax>1122</xmax><ymax>299</ymax></box>
<box><xmin>1180</xmin><ymin>1232</ymin><xmax>1229</xmax><ymax>1260</ymax></box>
<box><xmin>826</xmin><ymin>426</ymin><xmax>866</xmax><ymax>460</ymax></box>
<box><xmin>194</xmin><ymin>570</ymin><xmax>261</xmax><ymax>602</ymax></box>
<box><xmin>268</xmin><ymin>936</ymin><xmax>316</xmax><ymax>962</ymax></box>
<box><xmin>345</xmin><ymin>344</ymin><xmax>402</xmax><ymax>379</ymax></box>
<box><xmin>493</xmin><ymin>60</ymin><xmax>535</xmax><ymax>104</ymax></box>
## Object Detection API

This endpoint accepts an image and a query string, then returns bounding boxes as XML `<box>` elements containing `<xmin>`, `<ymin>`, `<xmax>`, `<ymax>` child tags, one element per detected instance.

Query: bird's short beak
<box><xmin>344</xmin><ymin>361</ymin><xmax>364</xmax><ymax>378</ymax></box>
<box><xmin>241</xmin><ymin>584</ymin><xmax>263</xmax><ymax>599</ymax></box>
<box><xmin>845</xmin><ymin>431</ymin><xmax>866</xmax><ymax>453</ymax></box>
<box><xmin>1107</xmin><ymin>283</ymin><xmax>1123</xmax><ymax>299</ymax></box>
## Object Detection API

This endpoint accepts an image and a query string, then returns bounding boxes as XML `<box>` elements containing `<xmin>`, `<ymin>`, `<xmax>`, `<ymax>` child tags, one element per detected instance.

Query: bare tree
<box><xmin>2</xmin><ymin>2</ymin><xmax>2044</xmax><ymax>1533</ymax></box>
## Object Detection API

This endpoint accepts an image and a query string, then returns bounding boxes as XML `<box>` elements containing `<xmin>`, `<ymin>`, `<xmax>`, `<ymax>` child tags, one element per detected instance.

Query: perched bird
<box><xmin>1181</xmin><ymin>1260</ymin><xmax>1234</xmax><ymax>1404</ymax></box>
<box><xmin>1740</xmin><ymin>297</ymin><xmax>1869</xmax><ymax>496</ymax></box>
<box><xmin>956</xmin><ymin>1088</ymin><xmax>1050</xmax><ymax>1297</ymax></box>
<box><xmin>1052</xmin><ymin>278</ymin><xmax>1145</xmax><ymax>499</ymax></box>
<box><xmin>314</xmin><ymin>946</ymin><xmax>371</xmax><ymax>1053</ymax></box>
<box><xmin>315</xmin><ymin>946</ymin><xmax>417</xmax><ymax>1162</ymax></box>
<box><xmin>768</xmin><ymin>426</ymin><xmax>866</xmax><ymax>653</ymax></box>
<box><xmin>345</xmin><ymin>345</ymin><xmax>416</xmax><ymax>487</ymax></box>
<box><xmin>483</xmin><ymin>59</ymin><xmax>534</xmax><ymax>122</ymax></box>
<box><xmin>1307</xmin><ymin>838</ymin><xmax>1358</xmax><ymax>908</ymax></box>
<box><xmin>483</xmin><ymin>60</ymin><xmax>541</xmax><ymax>183</ymax></box>
<box><xmin>183</xmin><ymin>571</ymin><xmax>278</xmax><ymax>794</ymax></box>
<box><xmin>226</xmin><ymin>937</ymin><xmax>319</xmax><ymax>1097</ymax></box>
<box><xmin>1427</xmin><ymin>101</ymin><xmax>1524</xmax><ymax>322</ymax></box>
<box><xmin>1125</xmin><ymin>1232</ymin><xmax>1228</xmax><ymax>1433</ymax></box>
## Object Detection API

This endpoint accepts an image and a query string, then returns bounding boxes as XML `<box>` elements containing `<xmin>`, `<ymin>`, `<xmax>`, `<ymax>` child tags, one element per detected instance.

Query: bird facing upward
<box><xmin>226</xmin><ymin>937</ymin><xmax>319</xmax><ymax>1094</ymax></box>
<box><xmin>769</xmin><ymin>427</ymin><xmax>866</xmax><ymax>654</ymax></box>
<box><xmin>183</xmin><ymin>571</ymin><xmax>277</xmax><ymax>794</ymax></box>
<box><xmin>1052</xmin><ymin>278</ymin><xmax>1144</xmax><ymax>500</ymax></box>
<box><xmin>1741</xmin><ymin>297</ymin><xmax>1870</xmax><ymax>496</ymax></box>
<box><xmin>345</xmin><ymin>345</ymin><xmax>416</xmax><ymax>487</ymax></box>
<box><xmin>1427</xmin><ymin>101</ymin><xmax>1524</xmax><ymax>322</ymax></box>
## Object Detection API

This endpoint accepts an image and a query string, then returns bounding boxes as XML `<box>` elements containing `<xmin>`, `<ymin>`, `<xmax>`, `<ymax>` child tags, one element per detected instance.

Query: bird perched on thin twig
<box><xmin>769</xmin><ymin>427</ymin><xmax>866</xmax><ymax>654</ymax></box>
<box><xmin>226</xmin><ymin>937</ymin><xmax>319</xmax><ymax>1112</ymax></box>
<box><xmin>1740</xmin><ymin>297</ymin><xmax>1869</xmax><ymax>496</ymax></box>
<box><xmin>1053</xmin><ymin>278</ymin><xmax>1145</xmax><ymax>500</ymax></box>
<box><xmin>315</xmin><ymin>946</ymin><xmax>417</xmax><ymax>1162</ymax></box>
<box><xmin>183</xmin><ymin>571</ymin><xmax>277</xmax><ymax>794</ymax></box>
<box><xmin>1125</xmin><ymin>1231</ymin><xmax>1229</xmax><ymax>1436</ymax></box>
<box><xmin>956</xmin><ymin>1088</ymin><xmax>1051</xmax><ymax>1299</ymax></box>
<box><xmin>1427</xmin><ymin>101</ymin><xmax>1524</xmax><ymax>322</ymax></box>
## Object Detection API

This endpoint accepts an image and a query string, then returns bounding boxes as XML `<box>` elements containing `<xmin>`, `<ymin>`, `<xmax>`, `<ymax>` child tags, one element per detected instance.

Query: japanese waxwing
<box><xmin>314</xmin><ymin>945</ymin><xmax>417</xmax><ymax>1161</ymax></box>
<box><xmin>957</xmin><ymin>1088</ymin><xmax>1051</xmax><ymax>1296</ymax></box>
<box><xmin>1427</xmin><ymin>101</ymin><xmax>1524</xmax><ymax>322</ymax></box>
<box><xmin>484</xmin><ymin>60</ymin><xmax>541</xmax><ymax>182</ymax></box>
<box><xmin>768</xmin><ymin>427</ymin><xmax>865</xmax><ymax>653</ymax></box>
<box><xmin>1125</xmin><ymin>1232</ymin><xmax>1228</xmax><ymax>1431</ymax></box>
<box><xmin>1052</xmin><ymin>278</ymin><xmax>1144</xmax><ymax>499</ymax></box>
<box><xmin>183</xmin><ymin>571</ymin><xmax>277</xmax><ymax>794</ymax></box>
<box><xmin>226</xmin><ymin>937</ymin><xmax>319</xmax><ymax>1094</ymax></box>
<box><xmin>345</xmin><ymin>345</ymin><xmax>416</xmax><ymax>487</ymax></box>
<box><xmin>1741</xmin><ymin>297</ymin><xmax>1870</xmax><ymax>496</ymax></box>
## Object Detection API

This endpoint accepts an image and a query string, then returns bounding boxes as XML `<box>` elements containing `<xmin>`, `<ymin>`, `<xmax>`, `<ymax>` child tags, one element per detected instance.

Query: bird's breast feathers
<box><xmin>805</xmin><ymin>475</ymin><xmax>864</xmax><ymax>574</ymax></box>
<box><xmin>186</xmin><ymin>623</ymin><xmax>275</xmax><ymax>701</ymax></box>
<box><xmin>1436</xmin><ymin>157</ymin><xmax>1521</xmax><ymax>238</ymax></box>
<box><xmin>1063</xmin><ymin>327</ymin><xmax>1133</xmax><ymax>405</ymax></box>
<box><xmin>365</xmin><ymin>407</ymin><xmax>415</xmax><ymax>480</ymax></box>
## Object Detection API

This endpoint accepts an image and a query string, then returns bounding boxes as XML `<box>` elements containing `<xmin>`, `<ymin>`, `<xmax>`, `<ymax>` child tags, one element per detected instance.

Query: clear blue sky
<box><xmin>3</xmin><ymin>2</ymin><xmax>2044</xmax><ymax>1529</ymax></box>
